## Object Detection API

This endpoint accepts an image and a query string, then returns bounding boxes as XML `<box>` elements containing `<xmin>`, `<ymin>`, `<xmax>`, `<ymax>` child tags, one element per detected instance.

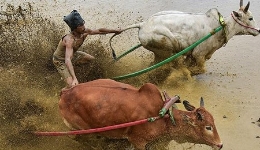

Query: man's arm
<box><xmin>84</xmin><ymin>28</ymin><xmax>121</xmax><ymax>35</ymax></box>
<box><xmin>63</xmin><ymin>36</ymin><xmax>78</xmax><ymax>84</ymax></box>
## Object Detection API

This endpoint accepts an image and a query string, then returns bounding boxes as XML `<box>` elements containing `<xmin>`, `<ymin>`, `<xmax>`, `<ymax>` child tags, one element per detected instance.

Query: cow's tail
<box><xmin>109</xmin><ymin>22</ymin><xmax>143</xmax><ymax>60</ymax></box>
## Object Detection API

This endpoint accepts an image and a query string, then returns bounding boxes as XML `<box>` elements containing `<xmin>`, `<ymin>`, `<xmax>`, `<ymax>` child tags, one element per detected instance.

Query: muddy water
<box><xmin>0</xmin><ymin>0</ymin><xmax>260</xmax><ymax>150</ymax></box>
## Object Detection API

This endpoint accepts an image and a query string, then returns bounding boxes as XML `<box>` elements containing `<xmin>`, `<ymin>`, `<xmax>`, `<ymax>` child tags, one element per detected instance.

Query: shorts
<box><xmin>53</xmin><ymin>51</ymin><xmax>94</xmax><ymax>80</ymax></box>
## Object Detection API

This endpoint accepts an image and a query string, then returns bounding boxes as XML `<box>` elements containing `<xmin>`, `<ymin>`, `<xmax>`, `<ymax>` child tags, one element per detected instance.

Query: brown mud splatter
<box><xmin>0</xmin><ymin>3</ymin><xmax>196</xmax><ymax>150</ymax></box>
<box><xmin>1</xmin><ymin>1</ymin><xmax>260</xmax><ymax>150</ymax></box>
<box><xmin>0</xmin><ymin>3</ymin><xmax>111</xmax><ymax>150</ymax></box>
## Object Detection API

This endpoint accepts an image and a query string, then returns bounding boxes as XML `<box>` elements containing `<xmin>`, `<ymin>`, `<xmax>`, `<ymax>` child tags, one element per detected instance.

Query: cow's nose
<box><xmin>217</xmin><ymin>144</ymin><xmax>223</xmax><ymax>149</ymax></box>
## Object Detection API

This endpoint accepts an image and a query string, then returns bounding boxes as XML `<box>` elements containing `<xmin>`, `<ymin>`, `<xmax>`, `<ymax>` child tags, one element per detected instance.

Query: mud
<box><xmin>0</xmin><ymin>1</ymin><xmax>260</xmax><ymax>150</ymax></box>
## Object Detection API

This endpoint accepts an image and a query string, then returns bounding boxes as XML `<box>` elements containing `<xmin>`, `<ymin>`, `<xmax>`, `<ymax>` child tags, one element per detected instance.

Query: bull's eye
<box><xmin>249</xmin><ymin>17</ymin><xmax>253</xmax><ymax>21</ymax></box>
<box><xmin>205</xmin><ymin>126</ymin><xmax>212</xmax><ymax>131</ymax></box>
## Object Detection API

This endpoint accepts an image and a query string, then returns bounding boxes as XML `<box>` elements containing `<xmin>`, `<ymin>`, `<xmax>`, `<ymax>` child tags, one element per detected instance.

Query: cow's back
<box><xmin>138</xmin><ymin>8</ymin><xmax>221</xmax><ymax>56</ymax></box>
<box><xmin>58</xmin><ymin>79</ymin><xmax>165</xmax><ymax>138</ymax></box>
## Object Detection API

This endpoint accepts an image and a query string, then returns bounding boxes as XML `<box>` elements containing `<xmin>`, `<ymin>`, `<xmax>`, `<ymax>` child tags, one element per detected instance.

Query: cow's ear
<box><xmin>196</xmin><ymin>109</ymin><xmax>204</xmax><ymax>121</ymax></box>
<box><xmin>197</xmin><ymin>111</ymin><xmax>204</xmax><ymax>121</ymax></box>
<box><xmin>233</xmin><ymin>11</ymin><xmax>241</xmax><ymax>18</ymax></box>
<box><xmin>183</xmin><ymin>100</ymin><xmax>195</xmax><ymax>111</ymax></box>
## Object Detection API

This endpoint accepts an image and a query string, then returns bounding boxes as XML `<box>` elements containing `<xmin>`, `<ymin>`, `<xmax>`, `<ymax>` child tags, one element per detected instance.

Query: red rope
<box><xmin>34</xmin><ymin>115</ymin><xmax>169</xmax><ymax>136</ymax></box>
<box><xmin>231</xmin><ymin>13</ymin><xmax>259</xmax><ymax>32</ymax></box>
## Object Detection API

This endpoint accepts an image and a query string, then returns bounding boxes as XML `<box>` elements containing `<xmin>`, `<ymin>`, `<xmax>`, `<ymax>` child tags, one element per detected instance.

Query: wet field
<box><xmin>0</xmin><ymin>0</ymin><xmax>260</xmax><ymax>150</ymax></box>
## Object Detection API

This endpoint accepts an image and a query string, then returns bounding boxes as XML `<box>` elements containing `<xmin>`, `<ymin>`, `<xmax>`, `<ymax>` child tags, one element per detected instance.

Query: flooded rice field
<box><xmin>0</xmin><ymin>0</ymin><xmax>260</xmax><ymax>150</ymax></box>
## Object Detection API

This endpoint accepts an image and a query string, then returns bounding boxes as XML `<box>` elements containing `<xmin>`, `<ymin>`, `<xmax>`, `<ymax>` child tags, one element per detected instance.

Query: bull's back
<box><xmin>139</xmin><ymin>8</ymin><xmax>220</xmax><ymax>45</ymax></box>
<box><xmin>59</xmin><ymin>79</ymin><xmax>164</xmax><ymax>131</ymax></box>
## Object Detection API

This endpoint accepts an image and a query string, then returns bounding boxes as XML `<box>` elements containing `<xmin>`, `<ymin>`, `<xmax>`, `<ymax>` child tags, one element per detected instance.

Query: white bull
<box><xmin>110</xmin><ymin>0</ymin><xmax>260</xmax><ymax>75</ymax></box>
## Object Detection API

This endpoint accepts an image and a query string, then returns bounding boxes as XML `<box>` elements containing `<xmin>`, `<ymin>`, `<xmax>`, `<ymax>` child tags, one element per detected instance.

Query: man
<box><xmin>53</xmin><ymin>10</ymin><xmax>121</xmax><ymax>90</ymax></box>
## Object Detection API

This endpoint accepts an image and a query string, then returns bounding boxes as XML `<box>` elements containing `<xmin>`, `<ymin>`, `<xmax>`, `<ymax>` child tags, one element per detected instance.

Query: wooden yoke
<box><xmin>159</xmin><ymin>91</ymin><xmax>181</xmax><ymax>125</ymax></box>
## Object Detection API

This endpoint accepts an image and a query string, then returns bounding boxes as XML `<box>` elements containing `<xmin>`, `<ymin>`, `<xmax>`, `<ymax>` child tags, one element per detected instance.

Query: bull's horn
<box><xmin>200</xmin><ymin>97</ymin><xmax>204</xmax><ymax>107</ymax></box>
<box><xmin>244</xmin><ymin>1</ymin><xmax>250</xmax><ymax>13</ymax></box>
<box><xmin>240</xmin><ymin>0</ymin><xmax>243</xmax><ymax>7</ymax></box>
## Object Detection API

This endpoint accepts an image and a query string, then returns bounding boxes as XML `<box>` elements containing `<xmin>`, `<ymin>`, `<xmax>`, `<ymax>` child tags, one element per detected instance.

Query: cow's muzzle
<box><xmin>217</xmin><ymin>143</ymin><xmax>223</xmax><ymax>149</ymax></box>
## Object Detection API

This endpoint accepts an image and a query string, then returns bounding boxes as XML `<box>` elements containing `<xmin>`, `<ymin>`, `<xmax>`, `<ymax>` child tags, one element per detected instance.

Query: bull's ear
<box><xmin>183</xmin><ymin>100</ymin><xmax>195</xmax><ymax>111</ymax></box>
<box><xmin>233</xmin><ymin>11</ymin><xmax>241</xmax><ymax>18</ymax></box>
<box><xmin>200</xmin><ymin>97</ymin><xmax>204</xmax><ymax>107</ymax></box>
<box><xmin>197</xmin><ymin>111</ymin><xmax>204</xmax><ymax>121</ymax></box>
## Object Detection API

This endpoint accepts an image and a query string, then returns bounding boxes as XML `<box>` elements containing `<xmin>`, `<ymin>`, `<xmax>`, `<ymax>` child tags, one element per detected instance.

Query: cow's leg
<box><xmin>128</xmin><ymin>137</ymin><xmax>147</xmax><ymax>150</ymax></box>
<box><xmin>145</xmin><ymin>140</ymin><xmax>169</xmax><ymax>150</ymax></box>
<box><xmin>190</xmin><ymin>55</ymin><xmax>206</xmax><ymax>75</ymax></box>
<box><xmin>140</xmin><ymin>28</ymin><xmax>188</xmax><ymax>83</ymax></box>
<box><xmin>139</xmin><ymin>27</ymin><xmax>177</xmax><ymax>60</ymax></box>
<box><xmin>205</xmin><ymin>51</ymin><xmax>215</xmax><ymax>60</ymax></box>
<box><xmin>74</xmin><ymin>135</ymin><xmax>132</xmax><ymax>150</ymax></box>
<box><xmin>74</xmin><ymin>134</ymin><xmax>107</xmax><ymax>149</ymax></box>
<box><xmin>147</xmin><ymin>30</ymin><xmax>188</xmax><ymax>71</ymax></box>
<box><xmin>189</xmin><ymin>48</ymin><xmax>208</xmax><ymax>75</ymax></box>
<box><xmin>103</xmin><ymin>138</ymin><xmax>133</xmax><ymax>150</ymax></box>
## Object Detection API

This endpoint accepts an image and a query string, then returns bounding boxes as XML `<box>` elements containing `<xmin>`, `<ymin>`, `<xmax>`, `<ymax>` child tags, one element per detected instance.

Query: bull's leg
<box><xmin>103</xmin><ymin>138</ymin><xmax>133</xmax><ymax>150</ymax></box>
<box><xmin>75</xmin><ymin>135</ymin><xmax>132</xmax><ymax>150</ymax></box>
<box><xmin>149</xmin><ymin>55</ymin><xmax>194</xmax><ymax>84</ymax></box>
<box><xmin>189</xmin><ymin>55</ymin><xmax>206</xmax><ymax>75</ymax></box>
<box><xmin>145</xmin><ymin>140</ymin><xmax>169</xmax><ymax>150</ymax></box>
<box><xmin>128</xmin><ymin>137</ymin><xmax>147</xmax><ymax>150</ymax></box>
<box><xmin>74</xmin><ymin>134</ymin><xmax>107</xmax><ymax>149</ymax></box>
<box><xmin>205</xmin><ymin>51</ymin><xmax>214</xmax><ymax>60</ymax></box>
<box><xmin>140</xmin><ymin>29</ymin><xmax>188</xmax><ymax>83</ymax></box>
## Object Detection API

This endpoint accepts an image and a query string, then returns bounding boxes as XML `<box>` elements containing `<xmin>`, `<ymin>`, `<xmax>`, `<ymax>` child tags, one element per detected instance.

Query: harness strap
<box><xmin>231</xmin><ymin>12</ymin><xmax>260</xmax><ymax>32</ymax></box>
<box><xmin>218</xmin><ymin>12</ymin><xmax>228</xmax><ymax>45</ymax></box>
<box><xmin>159</xmin><ymin>93</ymin><xmax>180</xmax><ymax>125</ymax></box>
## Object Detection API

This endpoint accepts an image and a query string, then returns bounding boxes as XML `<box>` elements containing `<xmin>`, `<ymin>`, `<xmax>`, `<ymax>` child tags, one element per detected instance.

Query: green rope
<box><xmin>159</xmin><ymin>108</ymin><xmax>167</xmax><ymax>117</ymax></box>
<box><xmin>112</xmin><ymin>26</ymin><xmax>223</xmax><ymax>80</ymax></box>
<box><xmin>113</xmin><ymin>44</ymin><xmax>142</xmax><ymax>61</ymax></box>
<box><xmin>169</xmin><ymin>108</ymin><xmax>176</xmax><ymax>125</ymax></box>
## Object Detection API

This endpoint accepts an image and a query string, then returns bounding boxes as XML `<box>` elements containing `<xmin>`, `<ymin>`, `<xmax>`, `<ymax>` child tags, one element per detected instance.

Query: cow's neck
<box><xmin>164</xmin><ymin>109</ymin><xmax>201</xmax><ymax>144</ymax></box>
<box><xmin>224</xmin><ymin>15</ymin><xmax>243</xmax><ymax>40</ymax></box>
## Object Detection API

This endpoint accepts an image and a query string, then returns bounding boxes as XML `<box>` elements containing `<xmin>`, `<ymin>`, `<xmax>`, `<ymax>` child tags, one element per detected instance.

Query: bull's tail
<box><xmin>109</xmin><ymin>22</ymin><xmax>143</xmax><ymax>60</ymax></box>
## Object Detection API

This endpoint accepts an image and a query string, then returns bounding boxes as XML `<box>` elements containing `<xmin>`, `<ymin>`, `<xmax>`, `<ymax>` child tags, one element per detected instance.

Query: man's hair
<box><xmin>63</xmin><ymin>10</ymin><xmax>85</xmax><ymax>31</ymax></box>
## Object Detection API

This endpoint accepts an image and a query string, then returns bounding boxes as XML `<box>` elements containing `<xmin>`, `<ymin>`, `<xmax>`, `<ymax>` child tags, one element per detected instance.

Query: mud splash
<box><xmin>1</xmin><ymin>1</ymin><xmax>260</xmax><ymax>150</ymax></box>
<box><xmin>0</xmin><ymin>3</ymin><xmax>195</xmax><ymax>150</ymax></box>
<box><xmin>0</xmin><ymin>3</ymin><xmax>115</xmax><ymax>150</ymax></box>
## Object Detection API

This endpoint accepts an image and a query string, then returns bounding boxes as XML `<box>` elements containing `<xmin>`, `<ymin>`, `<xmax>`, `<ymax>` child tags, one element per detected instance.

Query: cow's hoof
<box><xmin>189</xmin><ymin>67</ymin><xmax>206</xmax><ymax>75</ymax></box>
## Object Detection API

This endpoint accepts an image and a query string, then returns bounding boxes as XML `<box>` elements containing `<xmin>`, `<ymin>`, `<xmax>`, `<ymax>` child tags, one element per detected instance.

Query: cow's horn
<box><xmin>240</xmin><ymin>0</ymin><xmax>243</xmax><ymax>7</ymax></box>
<box><xmin>200</xmin><ymin>97</ymin><xmax>204</xmax><ymax>107</ymax></box>
<box><xmin>244</xmin><ymin>1</ymin><xmax>250</xmax><ymax>13</ymax></box>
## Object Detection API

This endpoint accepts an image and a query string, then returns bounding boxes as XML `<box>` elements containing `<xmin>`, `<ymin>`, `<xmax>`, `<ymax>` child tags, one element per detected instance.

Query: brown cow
<box><xmin>59</xmin><ymin>79</ymin><xmax>223</xmax><ymax>149</ymax></box>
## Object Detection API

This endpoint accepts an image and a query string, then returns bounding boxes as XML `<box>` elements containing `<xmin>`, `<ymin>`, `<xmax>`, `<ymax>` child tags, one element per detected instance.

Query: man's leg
<box><xmin>74</xmin><ymin>51</ymin><xmax>95</xmax><ymax>64</ymax></box>
<box><xmin>53</xmin><ymin>58</ymin><xmax>74</xmax><ymax>89</ymax></box>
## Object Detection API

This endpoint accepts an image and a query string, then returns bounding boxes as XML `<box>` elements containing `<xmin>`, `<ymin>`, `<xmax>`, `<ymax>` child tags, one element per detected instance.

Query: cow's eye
<box><xmin>249</xmin><ymin>17</ymin><xmax>253</xmax><ymax>21</ymax></box>
<box><xmin>205</xmin><ymin>126</ymin><xmax>212</xmax><ymax>131</ymax></box>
